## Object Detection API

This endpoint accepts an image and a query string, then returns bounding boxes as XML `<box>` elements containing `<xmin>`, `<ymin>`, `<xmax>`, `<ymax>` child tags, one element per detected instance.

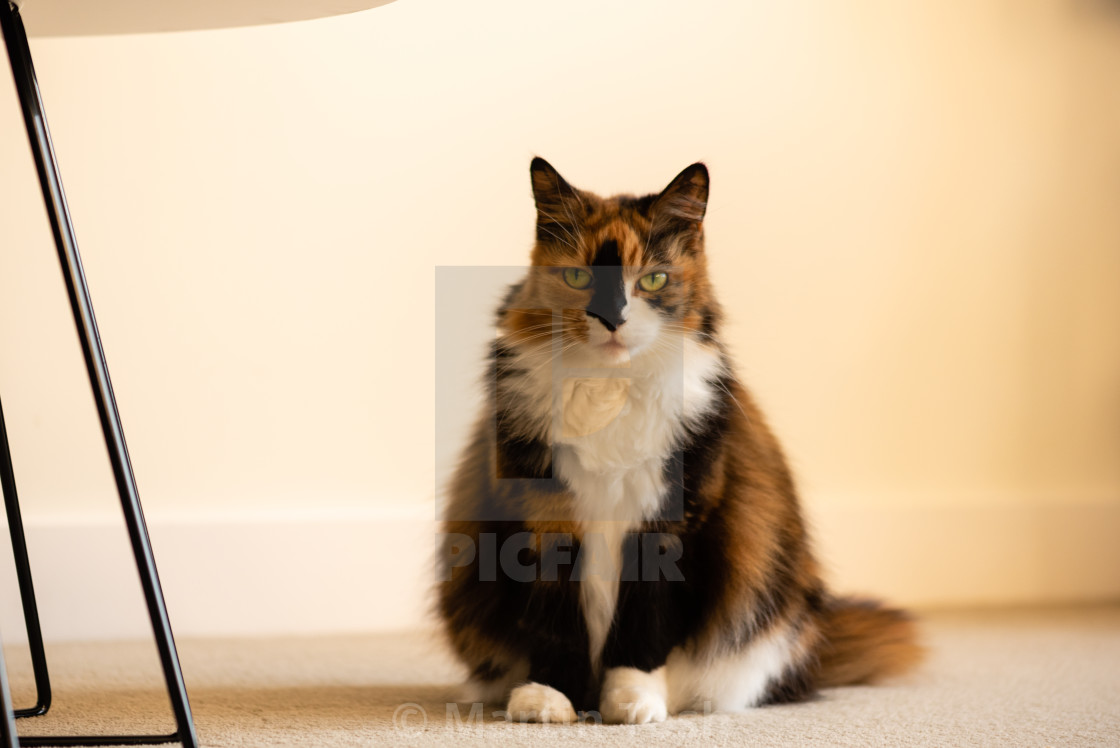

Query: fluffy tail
<box><xmin>815</xmin><ymin>596</ymin><xmax>925</xmax><ymax>688</ymax></box>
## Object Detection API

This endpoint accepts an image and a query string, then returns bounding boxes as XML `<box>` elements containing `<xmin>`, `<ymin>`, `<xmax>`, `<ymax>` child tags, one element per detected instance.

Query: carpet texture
<box><xmin>4</xmin><ymin>605</ymin><xmax>1118</xmax><ymax>747</ymax></box>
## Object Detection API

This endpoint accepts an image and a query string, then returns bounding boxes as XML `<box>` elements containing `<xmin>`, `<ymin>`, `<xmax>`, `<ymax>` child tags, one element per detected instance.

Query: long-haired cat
<box><xmin>437</xmin><ymin>158</ymin><xmax>922</xmax><ymax>724</ymax></box>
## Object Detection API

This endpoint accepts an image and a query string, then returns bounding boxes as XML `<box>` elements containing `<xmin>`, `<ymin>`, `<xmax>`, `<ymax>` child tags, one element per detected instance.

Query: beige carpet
<box><xmin>4</xmin><ymin>605</ymin><xmax>1118</xmax><ymax>747</ymax></box>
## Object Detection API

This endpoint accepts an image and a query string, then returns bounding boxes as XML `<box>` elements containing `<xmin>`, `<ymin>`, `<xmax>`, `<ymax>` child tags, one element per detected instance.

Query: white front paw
<box><xmin>601</xmin><ymin>685</ymin><xmax>668</xmax><ymax>724</ymax></box>
<box><xmin>600</xmin><ymin>667</ymin><xmax>668</xmax><ymax>724</ymax></box>
<box><xmin>506</xmin><ymin>682</ymin><xmax>578</xmax><ymax>723</ymax></box>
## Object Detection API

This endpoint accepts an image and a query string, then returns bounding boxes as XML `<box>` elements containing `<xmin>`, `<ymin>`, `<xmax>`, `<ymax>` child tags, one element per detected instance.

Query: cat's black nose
<box><xmin>587</xmin><ymin>238</ymin><xmax>629</xmax><ymax>333</ymax></box>
<box><xmin>587</xmin><ymin>310</ymin><xmax>625</xmax><ymax>332</ymax></box>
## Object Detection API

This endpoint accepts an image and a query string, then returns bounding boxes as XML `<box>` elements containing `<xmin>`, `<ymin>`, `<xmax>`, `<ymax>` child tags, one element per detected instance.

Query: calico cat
<box><xmin>437</xmin><ymin>158</ymin><xmax>922</xmax><ymax>724</ymax></box>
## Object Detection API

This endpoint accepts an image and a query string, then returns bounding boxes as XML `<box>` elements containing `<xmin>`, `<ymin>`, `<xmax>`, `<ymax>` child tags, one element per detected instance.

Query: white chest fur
<box><xmin>516</xmin><ymin>335</ymin><xmax>724</xmax><ymax>666</ymax></box>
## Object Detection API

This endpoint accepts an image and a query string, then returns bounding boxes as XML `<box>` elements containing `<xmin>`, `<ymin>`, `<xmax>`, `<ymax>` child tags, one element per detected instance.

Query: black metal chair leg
<box><xmin>0</xmin><ymin>398</ymin><xmax>51</xmax><ymax>718</ymax></box>
<box><xmin>0</xmin><ymin>636</ymin><xmax>19</xmax><ymax>748</ymax></box>
<box><xmin>0</xmin><ymin>3</ymin><xmax>198</xmax><ymax>746</ymax></box>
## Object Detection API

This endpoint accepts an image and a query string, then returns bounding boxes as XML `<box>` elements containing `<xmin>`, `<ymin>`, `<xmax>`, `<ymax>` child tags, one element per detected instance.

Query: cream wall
<box><xmin>0</xmin><ymin>0</ymin><xmax>1117</xmax><ymax>640</ymax></box>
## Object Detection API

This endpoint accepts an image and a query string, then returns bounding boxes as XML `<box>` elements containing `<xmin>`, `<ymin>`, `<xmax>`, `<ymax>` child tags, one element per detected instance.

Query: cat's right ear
<box><xmin>530</xmin><ymin>157</ymin><xmax>582</xmax><ymax>224</ymax></box>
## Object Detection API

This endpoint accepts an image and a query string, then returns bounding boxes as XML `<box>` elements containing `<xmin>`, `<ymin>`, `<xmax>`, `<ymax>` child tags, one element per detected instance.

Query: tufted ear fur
<box><xmin>530</xmin><ymin>157</ymin><xmax>585</xmax><ymax>232</ymax></box>
<box><xmin>652</xmin><ymin>162</ymin><xmax>709</xmax><ymax>238</ymax></box>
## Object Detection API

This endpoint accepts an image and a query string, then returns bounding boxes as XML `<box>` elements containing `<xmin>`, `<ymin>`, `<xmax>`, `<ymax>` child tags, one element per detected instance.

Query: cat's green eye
<box><xmin>563</xmin><ymin>268</ymin><xmax>593</xmax><ymax>289</ymax></box>
<box><xmin>638</xmin><ymin>272</ymin><xmax>668</xmax><ymax>292</ymax></box>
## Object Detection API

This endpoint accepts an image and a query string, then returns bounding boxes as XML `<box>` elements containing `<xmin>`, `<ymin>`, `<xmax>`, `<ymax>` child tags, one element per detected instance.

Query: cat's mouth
<box><xmin>597</xmin><ymin>336</ymin><xmax>631</xmax><ymax>363</ymax></box>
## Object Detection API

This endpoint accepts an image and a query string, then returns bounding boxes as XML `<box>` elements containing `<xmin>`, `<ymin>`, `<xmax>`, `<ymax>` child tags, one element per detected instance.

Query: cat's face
<box><xmin>502</xmin><ymin>158</ymin><xmax>719</xmax><ymax>366</ymax></box>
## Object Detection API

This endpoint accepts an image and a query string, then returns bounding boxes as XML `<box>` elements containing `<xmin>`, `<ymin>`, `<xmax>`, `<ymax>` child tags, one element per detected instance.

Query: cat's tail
<box><xmin>814</xmin><ymin>595</ymin><xmax>924</xmax><ymax>688</ymax></box>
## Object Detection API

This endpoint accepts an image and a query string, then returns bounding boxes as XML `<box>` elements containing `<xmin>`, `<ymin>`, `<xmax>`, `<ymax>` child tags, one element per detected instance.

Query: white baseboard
<box><xmin>0</xmin><ymin>506</ymin><xmax>439</xmax><ymax>644</ymax></box>
<box><xmin>1</xmin><ymin>500</ymin><xmax>1117</xmax><ymax>643</ymax></box>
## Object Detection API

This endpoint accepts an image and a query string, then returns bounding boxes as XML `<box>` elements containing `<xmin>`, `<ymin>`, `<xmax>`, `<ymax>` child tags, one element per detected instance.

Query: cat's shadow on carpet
<box><xmin>18</xmin><ymin>683</ymin><xmax>521</xmax><ymax>729</ymax></box>
<box><xmin>19</xmin><ymin>683</ymin><xmax>720</xmax><ymax>734</ymax></box>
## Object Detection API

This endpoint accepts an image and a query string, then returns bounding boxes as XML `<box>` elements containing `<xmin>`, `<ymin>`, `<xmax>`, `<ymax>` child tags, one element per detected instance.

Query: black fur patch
<box><xmin>761</xmin><ymin>660</ymin><xmax>817</xmax><ymax>706</ymax></box>
<box><xmin>587</xmin><ymin>239</ymin><xmax>627</xmax><ymax>331</ymax></box>
<box><xmin>619</xmin><ymin>193</ymin><xmax>657</xmax><ymax>218</ymax></box>
<box><xmin>498</xmin><ymin>281</ymin><xmax>524</xmax><ymax>314</ymax></box>
<box><xmin>591</xmin><ymin>238</ymin><xmax>622</xmax><ymax>267</ymax></box>
<box><xmin>441</xmin><ymin>523</ymin><xmax>597</xmax><ymax>710</ymax></box>
<box><xmin>698</xmin><ymin>307</ymin><xmax>717</xmax><ymax>337</ymax></box>
<box><xmin>601</xmin><ymin>530</ymin><xmax>693</xmax><ymax>672</ymax></box>
<box><xmin>661</xmin><ymin>372</ymin><xmax>735</xmax><ymax>516</ymax></box>
<box><xmin>494</xmin><ymin>431</ymin><xmax>553</xmax><ymax>480</ymax></box>
<box><xmin>470</xmin><ymin>659</ymin><xmax>509</xmax><ymax>682</ymax></box>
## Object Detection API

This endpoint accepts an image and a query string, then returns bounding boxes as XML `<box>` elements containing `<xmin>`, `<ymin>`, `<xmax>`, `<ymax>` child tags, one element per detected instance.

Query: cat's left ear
<box><xmin>653</xmin><ymin>163</ymin><xmax>709</xmax><ymax>228</ymax></box>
